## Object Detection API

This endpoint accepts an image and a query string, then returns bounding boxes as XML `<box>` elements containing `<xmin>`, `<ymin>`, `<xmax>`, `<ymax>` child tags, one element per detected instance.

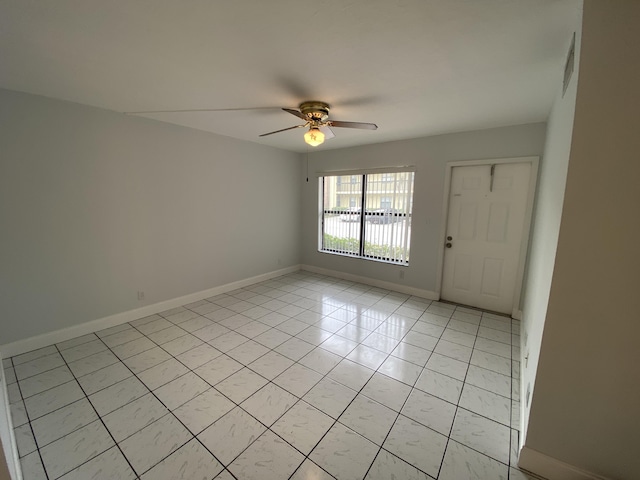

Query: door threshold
<box><xmin>437</xmin><ymin>300</ymin><xmax>513</xmax><ymax>319</ymax></box>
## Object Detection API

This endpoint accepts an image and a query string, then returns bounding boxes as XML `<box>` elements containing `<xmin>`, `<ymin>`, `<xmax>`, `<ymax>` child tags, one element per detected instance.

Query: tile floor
<box><xmin>4</xmin><ymin>271</ymin><xmax>538</xmax><ymax>480</ymax></box>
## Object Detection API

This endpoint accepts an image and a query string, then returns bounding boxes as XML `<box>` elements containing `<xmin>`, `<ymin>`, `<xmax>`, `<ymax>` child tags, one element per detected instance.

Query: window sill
<box><xmin>318</xmin><ymin>249</ymin><xmax>409</xmax><ymax>266</ymax></box>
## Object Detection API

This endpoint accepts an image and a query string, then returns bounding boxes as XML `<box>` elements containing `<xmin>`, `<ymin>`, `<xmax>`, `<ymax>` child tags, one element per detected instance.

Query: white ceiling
<box><xmin>0</xmin><ymin>0</ymin><xmax>580</xmax><ymax>153</ymax></box>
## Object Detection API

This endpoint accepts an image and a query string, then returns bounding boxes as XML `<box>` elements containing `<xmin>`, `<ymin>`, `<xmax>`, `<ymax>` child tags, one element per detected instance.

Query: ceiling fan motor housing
<box><xmin>299</xmin><ymin>101</ymin><xmax>330</xmax><ymax>123</ymax></box>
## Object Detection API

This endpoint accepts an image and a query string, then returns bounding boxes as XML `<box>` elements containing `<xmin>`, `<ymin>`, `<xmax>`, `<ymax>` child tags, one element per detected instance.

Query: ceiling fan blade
<box><xmin>282</xmin><ymin>108</ymin><xmax>308</xmax><ymax>121</ymax></box>
<box><xmin>328</xmin><ymin>120</ymin><xmax>378</xmax><ymax>130</ymax></box>
<box><xmin>259</xmin><ymin>124</ymin><xmax>307</xmax><ymax>137</ymax></box>
<box><xmin>319</xmin><ymin>125</ymin><xmax>336</xmax><ymax>139</ymax></box>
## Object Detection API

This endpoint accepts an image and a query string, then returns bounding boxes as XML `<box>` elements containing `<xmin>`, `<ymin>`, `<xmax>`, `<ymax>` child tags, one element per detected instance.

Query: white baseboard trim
<box><xmin>301</xmin><ymin>264</ymin><xmax>439</xmax><ymax>300</ymax></box>
<box><xmin>518</xmin><ymin>446</ymin><xmax>610</xmax><ymax>480</ymax></box>
<box><xmin>0</xmin><ymin>265</ymin><xmax>301</xmax><ymax>359</ymax></box>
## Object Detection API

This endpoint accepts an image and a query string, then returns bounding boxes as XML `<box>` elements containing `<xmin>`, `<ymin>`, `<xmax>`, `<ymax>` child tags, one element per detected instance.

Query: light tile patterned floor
<box><xmin>4</xmin><ymin>271</ymin><xmax>538</xmax><ymax>479</ymax></box>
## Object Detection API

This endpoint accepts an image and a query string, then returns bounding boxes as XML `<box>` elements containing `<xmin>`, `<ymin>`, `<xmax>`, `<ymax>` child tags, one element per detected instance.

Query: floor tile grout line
<box><xmin>10</xmin><ymin>349</ymin><xmax>59</xmax><ymax>369</ymax></box>
<box><xmin>18</xmin><ymin>375</ymin><xmax>108</xmax><ymax>422</ymax></box>
<box><xmin>179</xmin><ymin>301</ymin><xmax>360</xmax><ymax>476</ymax></box>
<box><xmin>55</xmin><ymin>334</ymin><xmax>101</xmax><ymax>353</ymax></box>
<box><xmin>425</xmin><ymin>308</ymin><xmax>513</xmax><ymax>428</ymax></box>
<box><xmin>189</xmin><ymin>284</ymin><xmax>370</xmax><ymax>470</ymax></box>
<box><xmin>122</xmin><ymin>314</ymin><xmax>337</xmax><ymax>473</ymax></box>
<box><xmin>15</xmin><ymin>376</ymin><xmax>80</xmax><ymax>406</ymax></box>
<box><xmin>11</xmin><ymin>366</ymin><xmax>51</xmax><ymax>480</ymax></box>
<box><xmin>435</xmin><ymin>311</ymin><xmax>478</xmax><ymax>480</ymax></box>
<box><xmin>58</xmin><ymin>336</ymin><xmax>233</xmax><ymax>479</ymax></box>
<box><xmin>19</xmin><ymin>396</ymin><xmax>97</xmax><ymax>451</ymax></box>
<box><xmin>220</xmin><ymin>292</ymin><xmax>435</xmax><ymax>478</ymax></box>
<box><xmin>359</xmin><ymin>306</ymin><xmax>455</xmax><ymax>480</ymax></box>
<box><xmin>439</xmin><ymin>308</ymin><xmax>518</xmax><ymax>475</ymax></box>
<box><xmin>47</xmin><ymin>332</ymin><xmax>212</xmax><ymax>476</ymax></box>
<box><xmin>12</xmin><ymin>358</ymin><xmax>69</xmax><ymax>384</ymax></box>
<box><xmin>311</xmin><ymin>303</ymin><xmax>436</xmax><ymax>474</ymax></box>
<box><xmin>286</xmin><ymin>348</ymin><xmax>404</xmax><ymax>478</ymax></box>
<box><xmin>100</xmin><ymin>336</ymin><xmax>251</xmax><ymax>434</ymax></box>
<box><xmin>42</xmin><ymin>342</ymin><xmax>140</xmax><ymax>480</ymax></box>
<box><xmin>209</xmin><ymin>395</ymin><xmax>310</xmax><ymax>475</ymax></box>
<box><xmin>415</xmin><ymin>304</ymin><xmax>517</xmax><ymax>476</ymax></box>
<box><xmin>455</xmin><ymin>376</ymin><xmax>513</xmax><ymax>401</ymax></box>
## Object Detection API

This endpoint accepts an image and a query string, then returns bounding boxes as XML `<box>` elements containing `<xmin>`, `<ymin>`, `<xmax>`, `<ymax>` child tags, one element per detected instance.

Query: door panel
<box><xmin>480</xmin><ymin>257</ymin><xmax>503</xmax><ymax>297</ymax></box>
<box><xmin>452</xmin><ymin>254</ymin><xmax>473</xmax><ymax>291</ymax></box>
<box><xmin>458</xmin><ymin>203</ymin><xmax>478</xmax><ymax>240</ymax></box>
<box><xmin>487</xmin><ymin>202</ymin><xmax>509</xmax><ymax>243</ymax></box>
<box><xmin>441</xmin><ymin>163</ymin><xmax>531</xmax><ymax>313</ymax></box>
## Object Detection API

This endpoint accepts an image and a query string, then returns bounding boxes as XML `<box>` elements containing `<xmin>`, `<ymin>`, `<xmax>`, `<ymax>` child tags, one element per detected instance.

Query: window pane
<box><xmin>363</xmin><ymin>172</ymin><xmax>413</xmax><ymax>263</ymax></box>
<box><xmin>322</xmin><ymin>175</ymin><xmax>362</xmax><ymax>256</ymax></box>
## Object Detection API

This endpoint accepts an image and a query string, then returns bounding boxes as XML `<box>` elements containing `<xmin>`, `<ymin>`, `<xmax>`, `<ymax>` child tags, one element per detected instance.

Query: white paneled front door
<box><xmin>441</xmin><ymin>162</ymin><xmax>532</xmax><ymax>314</ymax></box>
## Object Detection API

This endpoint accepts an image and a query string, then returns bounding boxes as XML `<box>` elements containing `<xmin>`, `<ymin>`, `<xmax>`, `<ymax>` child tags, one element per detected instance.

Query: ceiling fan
<box><xmin>260</xmin><ymin>101</ymin><xmax>378</xmax><ymax>146</ymax></box>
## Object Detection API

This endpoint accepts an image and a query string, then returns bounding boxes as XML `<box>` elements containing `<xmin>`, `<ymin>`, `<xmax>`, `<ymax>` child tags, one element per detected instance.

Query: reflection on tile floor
<box><xmin>4</xmin><ymin>271</ymin><xmax>538</xmax><ymax>479</ymax></box>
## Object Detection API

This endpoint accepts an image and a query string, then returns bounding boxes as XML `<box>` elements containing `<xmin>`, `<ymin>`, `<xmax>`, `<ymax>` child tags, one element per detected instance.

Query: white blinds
<box><xmin>320</xmin><ymin>171</ymin><xmax>414</xmax><ymax>265</ymax></box>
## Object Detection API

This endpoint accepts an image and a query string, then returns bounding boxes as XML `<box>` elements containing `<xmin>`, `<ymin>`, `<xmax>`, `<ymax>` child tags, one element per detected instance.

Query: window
<box><xmin>320</xmin><ymin>171</ymin><xmax>415</xmax><ymax>264</ymax></box>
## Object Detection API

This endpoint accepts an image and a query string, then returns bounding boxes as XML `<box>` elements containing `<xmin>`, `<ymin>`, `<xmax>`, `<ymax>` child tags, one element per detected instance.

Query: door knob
<box><xmin>446</xmin><ymin>243</ymin><xmax>452</xmax><ymax>248</ymax></box>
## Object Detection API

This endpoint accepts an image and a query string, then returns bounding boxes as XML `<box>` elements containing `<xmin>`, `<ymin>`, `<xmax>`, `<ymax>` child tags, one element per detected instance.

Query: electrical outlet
<box><xmin>399</xmin><ymin>270</ymin><xmax>405</xmax><ymax>279</ymax></box>
<box><xmin>137</xmin><ymin>291</ymin><xmax>145</xmax><ymax>301</ymax></box>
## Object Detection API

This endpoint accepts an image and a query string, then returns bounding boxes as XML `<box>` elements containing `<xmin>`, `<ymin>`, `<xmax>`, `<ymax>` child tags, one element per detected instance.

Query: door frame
<box><xmin>435</xmin><ymin>156</ymin><xmax>539</xmax><ymax>319</ymax></box>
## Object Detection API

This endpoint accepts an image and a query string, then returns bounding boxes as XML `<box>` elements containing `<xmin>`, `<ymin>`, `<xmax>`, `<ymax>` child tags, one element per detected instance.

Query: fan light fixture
<box><xmin>304</xmin><ymin>127</ymin><xmax>325</xmax><ymax>147</ymax></box>
<box><xmin>256</xmin><ymin>101</ymin><xmax>377</xmax><ymax>143</ymax></box>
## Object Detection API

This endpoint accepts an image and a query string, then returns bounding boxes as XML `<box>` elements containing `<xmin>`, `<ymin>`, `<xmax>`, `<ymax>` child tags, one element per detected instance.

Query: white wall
<box><xmin>301</xmin><ymin>124</ymin><xmax>547</xmax><ymax>296</ymax></box>
<box><xmin>519</xmin><ymin>4</ymin><xmax>582</xmax><ymax>443</ymax></box>
<box><xmin>522</xmin><ymin>2</ymin><xmax>640</xmax><ymax>478</ymax></box>
<box><xmin>0</xmin><ymin>89</ymin><xmax>302</xmax><ymax>345</ymax></box>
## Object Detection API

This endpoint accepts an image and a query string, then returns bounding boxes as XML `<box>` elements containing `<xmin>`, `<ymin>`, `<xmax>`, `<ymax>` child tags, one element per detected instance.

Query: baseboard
<box><xmin>0</xmin><ymin>265</ymin><xmax>301</xmax><ymax>359</ymax></box>
<box><xmin>518</xmin><ymin>447</ymin><xmax>610</xmax><ymax>480</ymax></box>
<box><xmin>301</xmin><ymin>264</ymin><xmax>439</xmax><ymax>300</ymax></box>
